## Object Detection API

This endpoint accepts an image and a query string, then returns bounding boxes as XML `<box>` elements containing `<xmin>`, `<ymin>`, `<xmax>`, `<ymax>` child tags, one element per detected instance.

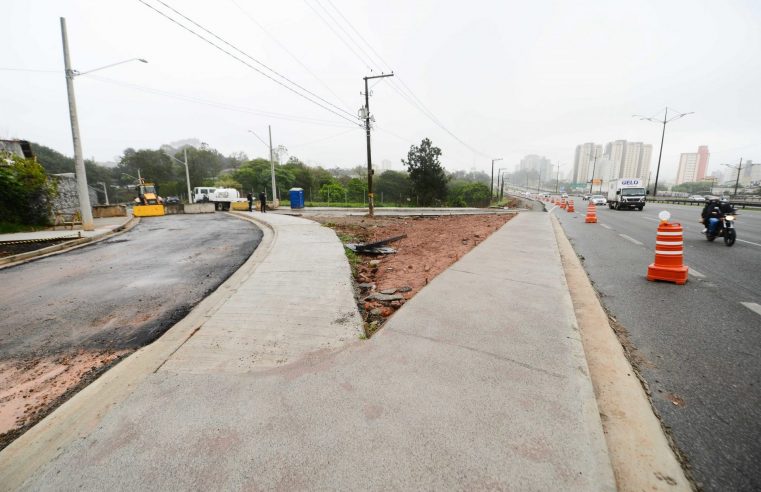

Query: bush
<box><xmin>0</xmin><ymin>153</ymin><xmax>57</xmax><ymax>226</ymax></box>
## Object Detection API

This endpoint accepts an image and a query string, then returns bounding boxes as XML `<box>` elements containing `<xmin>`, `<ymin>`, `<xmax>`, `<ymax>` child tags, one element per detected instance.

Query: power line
<box><xmin>303</xmin><ymin>0</ymin><xmax>374</xmax><ymax>73</ymax></box>
<box><xmin>288</xmin><ymin>128</ymin><xmax>360</xmax><ymax>150</ymax></box>
<box><xmin>153</xmin><ymin>0</ymin><xmax>356</xmax><ymax>121</ymax></box>
<box><xmin>227</xmin><ymin>0</ymin><xmax>354</xmax><ymax>114</ymax></box>
<box><xmin>313</xmin><ymin>0</ymin><xmax>490</xmax><ymax>157</ymax></box>
<box><xmin>85</xmin><ymin>74</ymin><xmax>358</xmax><ymax>128</ymax></box>
<box><xmin>137</xmin><ymin>0</ymin><xmax>361</xmax><ymax>127</ymax></box>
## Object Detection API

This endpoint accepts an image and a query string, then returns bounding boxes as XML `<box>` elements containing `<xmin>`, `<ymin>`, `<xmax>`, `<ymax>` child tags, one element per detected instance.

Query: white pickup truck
<box><xmin>192</xmin><ymin>187</ymin><xmax>245</xmax><ymax>211</ymax></box>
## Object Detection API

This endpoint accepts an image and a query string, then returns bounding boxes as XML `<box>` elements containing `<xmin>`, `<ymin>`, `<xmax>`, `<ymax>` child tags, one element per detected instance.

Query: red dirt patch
<box><xmin>313</xmin><ymin>213</ymin><xmax>516</xmax><ymax>335</ymax></box>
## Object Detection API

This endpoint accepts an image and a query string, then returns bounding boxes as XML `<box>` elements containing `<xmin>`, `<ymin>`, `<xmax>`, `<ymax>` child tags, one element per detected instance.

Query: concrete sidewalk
<box><xmin>2</xmin><ymin>211</ymin><xmax>615</xmax><ymax>490</ymax></box>
<box><xmin>0</xmin><ymin>215</ymin><xmax>134</xmax><ymax>242</ymax></box>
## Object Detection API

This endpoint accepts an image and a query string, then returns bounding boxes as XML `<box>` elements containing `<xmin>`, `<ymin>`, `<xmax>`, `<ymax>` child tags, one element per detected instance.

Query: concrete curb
<box><xmin>550</xmin><ymin>214</ymin><xmax>692</xmax><ymax>491</ymax></box>
<box><xmin>0</xmin><ymin>217</ymin><xmax>273</xmax><ymax>490</ymax></box>
<box><xmin>0</xmin><ymin>217</ymin><xmax>140</xmax><ymax>270</ymax></box>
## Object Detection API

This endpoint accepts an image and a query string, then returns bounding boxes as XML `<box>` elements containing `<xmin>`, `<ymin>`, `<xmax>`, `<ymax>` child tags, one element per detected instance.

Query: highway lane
<box><xmin>555</xmin><ymin>200</ymin><xmax>761</xmax><ymax>492</ymax></box>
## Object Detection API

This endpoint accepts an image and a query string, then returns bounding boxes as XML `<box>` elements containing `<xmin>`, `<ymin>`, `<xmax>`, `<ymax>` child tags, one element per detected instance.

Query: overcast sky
<box><xmin>3</xmin><ymin>0</ymin><xmax>760</xmax><ymax>182</ymax></box>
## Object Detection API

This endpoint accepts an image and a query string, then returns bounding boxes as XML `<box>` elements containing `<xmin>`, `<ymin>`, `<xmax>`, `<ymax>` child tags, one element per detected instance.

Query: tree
<box><xmin>319</xmin><ymin>182</ymin><xmax>346</xmax><ymax>202</ymax></box>
<box><xmin>0</xmin><ymin>153</ymin><xmax>57</xmax><ymax>226</ymax></box>
<box><xmin>346</xmin><ymin>178</ymin><xmax>367</xmax><ymax>202</ymax></box>
<box><xmin>375</xmin><ymin>170</ymin><xmax>411</xmax><ymax>204</ymax></box>
<box><xmin>402</xmin><ymin>138</ymin><xmax>448</xmax><ymax>206</ymax></box>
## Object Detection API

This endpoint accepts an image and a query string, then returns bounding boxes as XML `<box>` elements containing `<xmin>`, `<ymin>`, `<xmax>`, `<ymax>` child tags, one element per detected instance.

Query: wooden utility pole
<box><xmin>363</xmin><ymin>73</ymin><xmax>394</xmax><ymax>217</ymax></box>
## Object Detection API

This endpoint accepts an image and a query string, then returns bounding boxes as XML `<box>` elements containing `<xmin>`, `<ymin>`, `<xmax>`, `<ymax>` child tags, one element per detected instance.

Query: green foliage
<box><xmin>402</xmin><ymin>138</ymin><xmax>448</xmax><ymax>206</ymax></box>
<box><xmin>375</xmin><ymin>170</ymin><xmax>411</xmax><ymax>202</ymax></box>
<box><xmin>215</xmin><ymin>175</ymin><xmax>242</xmax><ymax>189</ymax></box>
<box><xmin>447</xmin><ymin>180</ymin><xmax>491</xmax><ymax>207</ymax></box>
<box><xmin>0</xmin><ymin>154</ymin><xmax>57</xmax><ymax>226</ymax></box>
<box><xmin>670</xmin><ymin>181</ymin><xmax>708</xmax><ymax>194</ymax></box>
<box><xmin>319</xmin><ymin>182</ymin><xmax>346</xmax><ymax>202</ymax></box>
<box><xmin>30</xmin><ymin>143</ymin><xmax>74</xmax><ymax>174</ymax></box>
<box><xmin>346</xmin><ymin>178</ymin><xmax>367</xmax><ymax>202</ymax></box>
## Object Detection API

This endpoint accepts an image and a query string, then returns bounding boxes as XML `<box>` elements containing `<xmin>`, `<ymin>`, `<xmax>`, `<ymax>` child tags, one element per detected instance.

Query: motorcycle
<box><xmin>703</xmin><ymin>214</ymin><xmax>737</xmax><ymax>246</ymax></box>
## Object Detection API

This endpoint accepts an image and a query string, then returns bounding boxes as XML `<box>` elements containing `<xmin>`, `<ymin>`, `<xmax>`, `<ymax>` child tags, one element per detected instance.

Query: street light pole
<box><xmin>633</xmin><ymin>107</ymin><xmax>694</xmax><ymax>197</ymax></box>
<box><xmin>60</xmin><ymin>17</ymin><xmax>93</xmax><ymax>231</ymax></box>
<box><xmin>98</xmin><ymin>182</ymin><xmax>109</xmax><ymax>205</ymax></box>
<box><xmin>60</xmin><ymin>17</ymin><xmax>147</xmax><ymax>230</ymax></box>
<box><xmin>588</xmin><ymin>150</ymin><xmax>599</xmax><ymax>195</ymax></box>
<box><xmin>164</xmin><ymin>150</ymin><xmax>193</xmax><ymax>203</ymax></box>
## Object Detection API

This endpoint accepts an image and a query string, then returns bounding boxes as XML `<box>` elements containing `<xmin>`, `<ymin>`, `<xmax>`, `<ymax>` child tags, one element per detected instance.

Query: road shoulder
<box><xmin>551</xmin><ymin>214</ymin><xmax>692</xmax><ymax>491</ymax></box>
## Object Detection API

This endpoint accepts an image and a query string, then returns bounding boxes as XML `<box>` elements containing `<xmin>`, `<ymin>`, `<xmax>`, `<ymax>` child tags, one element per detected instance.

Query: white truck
<box><xmin>192</xmin><ymin>187</ymin><xmax>246</xmax><ymax>211</ymax></box>
<box><xmin>606</xmin><ymin>178</ymin><xmax>647</xmax><ymax>210</ymax></box>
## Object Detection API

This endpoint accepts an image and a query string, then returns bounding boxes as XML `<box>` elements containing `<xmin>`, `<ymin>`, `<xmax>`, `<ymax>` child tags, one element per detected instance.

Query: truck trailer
<box><xmin>607</xmin><ymin>178</ymin><xmax>647</xmax><ymax>210</ymax></box>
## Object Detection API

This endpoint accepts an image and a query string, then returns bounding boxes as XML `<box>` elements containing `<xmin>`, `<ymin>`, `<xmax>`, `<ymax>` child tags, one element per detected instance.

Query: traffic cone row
<box><xmin>585</xmin><ymin>203</ymin><xmax>597</xmax><ymax>223</ymax></box>
<box><xmin>647</xmin><ymin>221</ymin><xmax>688</xmax><ymax>285</ymax></box>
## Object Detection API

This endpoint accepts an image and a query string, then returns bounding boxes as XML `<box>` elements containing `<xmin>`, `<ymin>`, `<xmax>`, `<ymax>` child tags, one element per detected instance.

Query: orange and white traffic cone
<box><xmin>585</xmin><ymin>203</ymin><xmax>597</xmax><ymax>223</ymax></box>
<box><xmin>647</xmin><ymin>219</ymin><xmax>688</xmax><ymax>285</ymax></box>
<box><xmin>560</xmin><ymin>198</ymin><xmax>567</xmax><ymax>209</ymax></box>
<box><xmin>567</xmin><ymin>200</ymin><xmax>575</xmax><ymax>212</ymax></box>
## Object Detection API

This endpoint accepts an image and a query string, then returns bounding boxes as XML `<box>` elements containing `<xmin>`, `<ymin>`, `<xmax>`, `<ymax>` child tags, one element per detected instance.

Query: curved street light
<box><xmin>61</xmin><ymin>17</ymin><xmax>148</xmax><ymax>230</ymax></box>
<box><xmin>633</xmin><ymin>107</ymin><xmax>693</xmax><ymax>197</ymax></box>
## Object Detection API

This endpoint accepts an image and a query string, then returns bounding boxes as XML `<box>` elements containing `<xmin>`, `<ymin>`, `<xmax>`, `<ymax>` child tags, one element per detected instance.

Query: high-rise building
<box><xmin>604</xmin><ymin>140</ymin><xmax>652</xmax><ymax>180</ymax></box>
<box><xmin>573</xmin><ymin>140</ymin><xmax>652</xmax><ymax>185</ymax></box>
<box><xmin>572</xmin><ymin>143</ymin><xmax>602</xmax><ymax>184</ymax></box>
<box><xmin>696</xmin><ymin>146</ymin><xmax>709</xmax><ymax>181</ymax></box>
<box><xmin>675</xmin><ymin>146</ymin><xmax>710</xmax><ymax>184</ymax></box>
<box><xmin>519</xmin><ymin>154</ymin><xmax>553</xmax><ymax>178</ymax></box>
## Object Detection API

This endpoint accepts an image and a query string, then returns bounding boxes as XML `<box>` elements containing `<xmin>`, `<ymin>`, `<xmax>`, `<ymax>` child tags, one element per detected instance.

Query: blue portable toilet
<box><xmin>289</xmin><ymin>187</ymin><xmax>304</xmax><ymax>209</ymax></box>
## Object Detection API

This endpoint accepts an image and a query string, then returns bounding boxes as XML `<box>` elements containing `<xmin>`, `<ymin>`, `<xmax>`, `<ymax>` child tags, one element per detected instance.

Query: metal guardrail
<box><xmin>647</xmin><ymin>198</ymin><xmax>761</xmax><ymax>210</ymax></box>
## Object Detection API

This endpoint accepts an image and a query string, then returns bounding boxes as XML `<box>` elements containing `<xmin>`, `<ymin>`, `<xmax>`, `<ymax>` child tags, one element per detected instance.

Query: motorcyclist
<box><xmin>701</xmin><ymin>197</ymin><xmax>735</xmax><ymax>235</ymax></box>
<box><xmin>701</xmin><ymin>197</ymin><xmax>721</xmax><ymax>235</ymax></box>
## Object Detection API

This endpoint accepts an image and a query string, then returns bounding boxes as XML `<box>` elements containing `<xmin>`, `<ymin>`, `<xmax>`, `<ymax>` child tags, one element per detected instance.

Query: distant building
<box><xmin>675</xmin><ymin>146</ymin><xmax>710</xmax><ymax>184</ymax></box>
<box><xmin>725</xmin><ymin>160</ymin><xmax>761</xmax><ymax>186</ymax></box>
<box><xmin>519</xmin><ymin>154</ymin><xmax>552</xmax><ymax>178</ymax></box>
<box><xmin>573</xmin><ymin>140</ymin><xmax>651</xmax><ymax>185</ymax></box>
<box><xmin>572</xmin><ymin>143</ymin><xmax>602</xmax><ymax>184</ymax></box>
<box><xmin>380</xmin><ymin>159</ymin><xmax>393</xmax><ymax>172</ymax></box>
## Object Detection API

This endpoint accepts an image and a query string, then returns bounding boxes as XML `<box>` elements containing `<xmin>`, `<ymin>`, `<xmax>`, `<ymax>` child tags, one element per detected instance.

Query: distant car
<box><xmin>590</xmin><ymin>195</ymin><xmax>607</xmax><ymax>205</ymax></box>
<box><xmin>165</xmin><ymin>196</ymin><xmax>181</xmax><ymax>204</ymax></box>
<box><xmin>561</xmin><ymin>193</ymin><xmax>568</xmax><ymax>199</ymax></box>
<box><xmin>688</xmin><ymin>195</ymin><xmax>705</xmax><ymax>202</ymax></box>
<box><xmin>582</xmin><ymin>194</ymin><xmax>591</xmax><ymax>201</ymax></box>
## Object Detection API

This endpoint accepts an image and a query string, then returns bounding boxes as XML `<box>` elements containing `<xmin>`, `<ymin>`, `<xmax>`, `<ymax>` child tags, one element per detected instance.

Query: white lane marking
<box><xmin>740</xmin><ymin>302</ymin><xmax>761</xmax><ymax>317</ymax></box>
<box><xmin>641</xmin><ymin>216</ymin><xmax>659</xmax><ymax>221</ymax></box>
<box><xmin>600</xmin><ymin>223</ymin><xmax>612</xmax><ymax>230</ymax></box>
<box><xmin>737</xmin><ymin>239</ymin><xmax>761</xmax><ymax>247</ymax></box>
<box><xmin>619</xmin><ymin>234</ymin><xmax>644</xmax><ymax>246</ymax></box>
<box><xmin>688</xmin><ymin>268</ymin><xmax>705</xmax><ymax>278</ymax></box>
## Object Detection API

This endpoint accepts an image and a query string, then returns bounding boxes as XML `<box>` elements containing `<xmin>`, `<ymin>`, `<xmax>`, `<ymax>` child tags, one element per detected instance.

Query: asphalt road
<box><xmin>555</xmin><ymin>200</ymin><xmax>761</xmax><ymax>491</ymax></box>
<box><xmin>0</xmin><ymin>214</ymin><xmax>261</xmax><ymax>360</ymax></box>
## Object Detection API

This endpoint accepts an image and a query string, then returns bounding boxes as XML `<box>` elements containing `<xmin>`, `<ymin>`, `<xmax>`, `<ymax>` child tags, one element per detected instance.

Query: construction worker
<box><xmin>259</xmin><ymin>191</ymin><xmax>266</xmax><ymax>213</ymax></box>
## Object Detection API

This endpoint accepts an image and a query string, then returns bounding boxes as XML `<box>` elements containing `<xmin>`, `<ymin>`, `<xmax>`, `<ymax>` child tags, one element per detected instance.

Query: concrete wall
<box><xmin>183</xmin><ymin>203</ymin><xmax>215</xmax><ymax>214</ymax></box>
<box><xmin>51</xmin><ymin>174</ymin><xmax>99</xmax><ymax>215</ymax></box>
<box><xmin>92</xmin><ymin>205</ymin><xmax>127</xmax><ymax>218</ymax></box>
<box><xmin>164</xmin><ymin>204</ymin><xmax>184</xmax><ymax>215</ymax></box>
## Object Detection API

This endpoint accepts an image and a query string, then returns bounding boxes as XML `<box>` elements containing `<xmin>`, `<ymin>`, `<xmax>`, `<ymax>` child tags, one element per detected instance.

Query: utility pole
<box><xmin>588</xmin><ymin>150</ymin><xmax>599</xmax><ymax>195</ymax></box>
<box><xmin>363</xmin><ymin>73</ymin><xmax>394</xmax><ymax>217</ymax></box>
<box><xmin>724</xmin><ymin>158</ymin><xmax>754</xmax><ymax>198</ymax></box>
<box><xmin>60</xmin><ymin>17</ymin><xmax>94</xmax><ymax>231</ymax></box>
<box><xmin>490</xmin><ymin>158</ymin><xmax>503</xmax><ymax>201</ymax></box>
<box><xmin>184</xmin><ymin>148</ymin><xmax>191</xmax><ymax>204</ymax></box>
<box><xmin>268</xmin><ymin>125</ymin><xmax>277</xmax><ymax>207</ymax></box>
